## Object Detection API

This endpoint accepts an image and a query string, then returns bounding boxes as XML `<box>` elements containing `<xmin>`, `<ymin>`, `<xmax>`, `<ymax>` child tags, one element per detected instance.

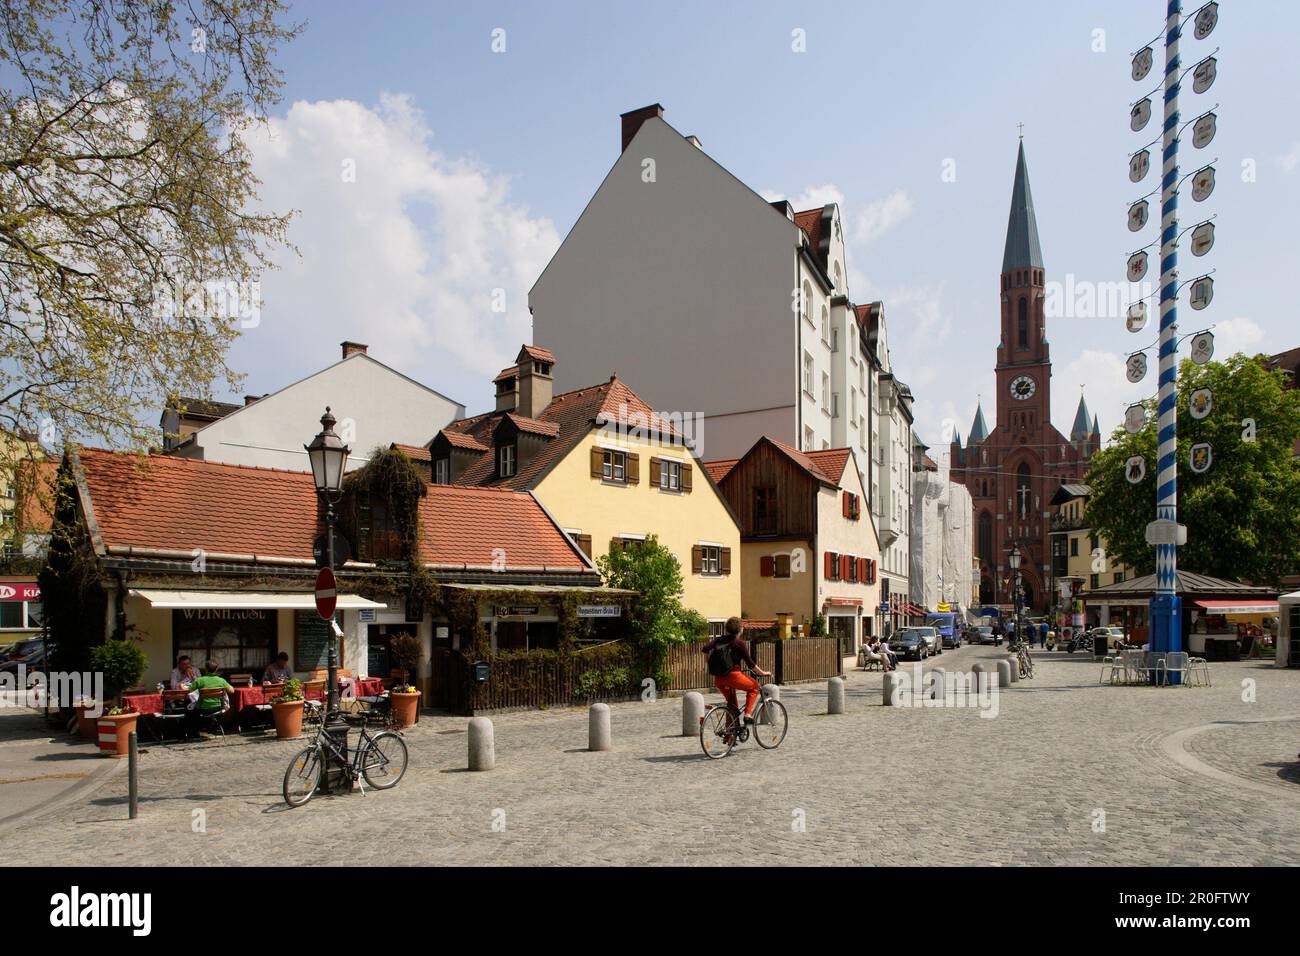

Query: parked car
<box><xmin>972</xmin><ymin>626</ymin><xmax>998</xmax><ymax>646</ymax></box>
<box><xmin>0</xmin><ymin>645</ymin><xmax>46</xmax><ymax>686</ymax></box>
<box><xmin>940</xmin><ymin>625</ymin><xmax>962</xmax><ymax>649</ymax></box>
<box><xmin>0</xmin><ymin>637</ymin><xmax>45</xmax><ymax>665</ymax></box>
<box><xmin>888</xmin><ymin>630</ymin><xmax>929</xmax><ymax>661</ymax></box>
<box><xmin>915</xmin><ymin>626</ymin><xmax>941</xmax><ymax>654</ymax></box>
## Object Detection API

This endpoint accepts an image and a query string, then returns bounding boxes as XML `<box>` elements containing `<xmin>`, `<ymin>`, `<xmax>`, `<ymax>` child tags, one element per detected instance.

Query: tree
<box><xmin>596</xmin><ymin>535</ymin><xmax>706</xmax><ymax>673</ymax></box>
<box><xmin>1086</xmin><ymin>353</ymin><xmax>1300</xmax><ymax>585</ymax></box>
<box><xmin>0</xmin><ymin>0</ymin><xmax>300</xmax><ymax>461</ymax></box>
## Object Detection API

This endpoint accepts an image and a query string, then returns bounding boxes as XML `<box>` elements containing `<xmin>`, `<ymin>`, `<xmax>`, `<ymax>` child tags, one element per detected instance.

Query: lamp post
<box><xmin>1008</xmin><ymin>545</ymin><xmax>1023</xmax><ymax>642</ymax></box>
<box><xmin>305</xmin><ymin>407</ymin><xmax>350</xmax><ymax>727</ymax></box>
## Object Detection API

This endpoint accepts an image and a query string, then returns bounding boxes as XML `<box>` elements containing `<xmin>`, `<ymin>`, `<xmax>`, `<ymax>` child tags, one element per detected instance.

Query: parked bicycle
<box><xmin>699</xmin><ymin>676</ymin><xmax>788</xmax><ymax>759</ymax></box>
<box><xmin>283</xmin><ymin>709</ymin><xmax>408</xmax><ymax>807</ymax></box>
<box><xmin>1010</xmin><ymin>638</ymin><xmax>1035</xmax><ymax>679</ymax></box>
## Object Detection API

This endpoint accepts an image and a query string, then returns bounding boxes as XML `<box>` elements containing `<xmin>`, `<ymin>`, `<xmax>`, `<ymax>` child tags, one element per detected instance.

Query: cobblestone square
<box><xmin>3</xmin><ymin>646</ymin><xmax>1298</xmax><ymax>866</ymax></box>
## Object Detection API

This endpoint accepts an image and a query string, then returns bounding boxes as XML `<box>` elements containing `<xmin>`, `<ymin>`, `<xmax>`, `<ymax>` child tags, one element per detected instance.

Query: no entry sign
<box><xmin>314</xmin><ymin>567</ymin><xmax>337</xmax><ymax>621</ymax></box>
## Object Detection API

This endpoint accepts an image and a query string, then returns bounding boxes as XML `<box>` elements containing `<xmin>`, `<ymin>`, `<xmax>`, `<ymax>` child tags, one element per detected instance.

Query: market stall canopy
<box><xmin>1085</xmin><ymin>570</ymin><xmax>1275</xmax><ymax>605</ymax></box>
<box><xmin>1281</xmin><ymin>591</ymin><xmax>1300</xmax><ymax>605</ymax></box>
<box><xmin>129</xmin><ymin>589</ymin><xmax>386</xmax><ymax>610</ymax></box>
<box><xmin>1194</xmin><ymin>600</ymin><xmax>1279</xmax><ymax>615</ymax></box>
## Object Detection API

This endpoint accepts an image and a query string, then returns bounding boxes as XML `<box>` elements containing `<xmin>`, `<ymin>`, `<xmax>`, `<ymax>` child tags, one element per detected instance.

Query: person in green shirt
<box><xmin>185</xmin><ymin>660</ymin><xmax>233</xmax><ymax>738</ymax></box>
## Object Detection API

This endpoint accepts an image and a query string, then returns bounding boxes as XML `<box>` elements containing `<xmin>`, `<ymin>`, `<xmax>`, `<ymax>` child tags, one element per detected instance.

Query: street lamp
<box><xmin>1007</xmin><ymin>546</ymin><xmax>1023</xmax><ymax>642</ymax></box>
<box><xmin>305</xmin><ymin>407</ymin><xmax>349</xmax><ymax>723</ymax></box>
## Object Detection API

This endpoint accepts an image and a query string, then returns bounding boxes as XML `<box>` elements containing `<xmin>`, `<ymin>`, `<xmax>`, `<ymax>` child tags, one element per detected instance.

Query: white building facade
<box><xmin>165</xmin><ymin>342</ymin><xmax>464</xmax><ymax>472</ymax></box>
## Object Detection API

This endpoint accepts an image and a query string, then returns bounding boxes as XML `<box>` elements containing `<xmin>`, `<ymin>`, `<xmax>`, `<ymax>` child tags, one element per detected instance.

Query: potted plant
<box><xmin>74</xmin><ymin>696</ymin><xmax>99</xmax><ymax>740</ymax></box>
<box><xmin>96</xmin><ymin>704</ymin><xmax>139</xmax><ymax>757</ymax></box>
<box><xmin>389</xmin><ymin>632</ymin><xmax>422</xmax><ymax>685</ymax></box>
<box><xmin>389</xmin><ymin>683</ymin><xmax>421</xmax><ymax>728</ymax></box>
<box><xmin>270</xmin><ymin>678</ymin><xmax>305</xmax><ymax>739</ymax></box>
<box><xmin>88</xmin><ymin>638</ymin><xmax>148</xmax><ymax>705</ymax></box>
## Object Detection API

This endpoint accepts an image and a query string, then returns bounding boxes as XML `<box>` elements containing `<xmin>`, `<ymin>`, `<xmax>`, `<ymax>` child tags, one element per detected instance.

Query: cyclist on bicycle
<box><xmin>702</xmin><ymin>617</ymin><xmax>772</xmax><ymax>725</ymax></box>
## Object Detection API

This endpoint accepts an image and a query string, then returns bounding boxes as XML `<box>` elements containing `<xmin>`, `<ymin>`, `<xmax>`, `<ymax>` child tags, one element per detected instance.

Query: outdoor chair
<box><xmin>1188</xmin><ymin>656</ymin><xmax>1211</xmax><ymax>686</ymax></box>
<box><xmin>193</xmin><ymin>687</ymin><xmax>229</xmax><ymax>737</ymax></box>
<box><xmin>1101</xmin><ymin>655</ymin><xmax>1126</xmax><ymax>685</ymax></box>
<box><xmin>858</xmin><ymin>648</ymin><xmax>883</xmax><ymax>671</ymax></box>
<box><xmin>1161</xmin><ymin>652</ymin><xmax>1190</xmax><ymax>686</ymax></box>
<box><xmin>149</xmin><ymin>690</ymin><xmax>191</xmax><ymax>742</ymax></box>
<box><xmin>301</xmin><ymin>679</ymin><xmax>327</xmax><ymax>724</ymax></box>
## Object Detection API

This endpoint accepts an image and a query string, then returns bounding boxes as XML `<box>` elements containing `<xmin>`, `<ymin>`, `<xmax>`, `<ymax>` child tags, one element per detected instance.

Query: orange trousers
<box><xmin>714</xmin><ymin>670</ymin><xmax>761</xmax><ymax>717</ymax></box>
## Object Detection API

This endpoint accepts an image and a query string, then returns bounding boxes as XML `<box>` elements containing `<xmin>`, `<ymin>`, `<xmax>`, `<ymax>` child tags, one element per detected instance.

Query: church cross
<box><xmin>1017</xmin><ymin>122</ymin><xmax>1025</xmax><ymax>139</ymax></box>
<box><xmin>1016</xmin><ymin>484</ymin><xmax>1032</xmax><ymax>518</ymax></box>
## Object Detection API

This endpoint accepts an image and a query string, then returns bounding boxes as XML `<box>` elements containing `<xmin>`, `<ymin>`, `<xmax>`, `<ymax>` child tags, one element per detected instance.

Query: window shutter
<box><xmin>824</xmin><ymin>552</ymin><xmax>834</xmax><ymax>578</ymax></box>
<box><xmin>627</xmin><ymin>453</ymin><xmax>640</xmax><ymax>484</ymax></box>
<box><xmin>681</xmin><ymin>462</ymin><xmax>693</xmax><ymax>492</ymax></box>
<box><xmin>840</xmin><ymin>554</ymin><xmax>851</xmax><ymax>580</ymax></box>
<box><xmin>577</xmin><ymin>534</ymin><xmax>592</xmax><ymax>559</ymax></box>
<box><xmin>858</xmin><ymin>557</ymin><xmax>867</xmax><ymax>581</ymax></box>
<box><xmin>591</xmin><ymin>446</ymin><xmax>603</xmax><ymax>478</ymax></box>
<box><xmin>720</xmin><ymin>547</ymin><xmax>731</xmax><ymax>575</ymax></box>
<box><xmin>691</xmin><ymin>545</ymin><xmax>703</xmax><ymax>574</ymax></box>
<box><xmin>842</xmin><ymin>491</ymin><xmax>850</xmax><ymax>517</ymax></box>
<box><xmin>649</xmin><ymin>456</ymin><xmax>661</xmax><ymax>487</ymax></box>
<box><xmin>760</xmin><ymin>555</ymin><xmax>775</xmax><ymax>577</ymax></box>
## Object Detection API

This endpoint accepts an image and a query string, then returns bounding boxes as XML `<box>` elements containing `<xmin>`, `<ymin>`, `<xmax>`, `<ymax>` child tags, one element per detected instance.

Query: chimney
<box><xmin>515</xmin><ymin>345</ymin><xmax>554</xmax><ymax>419</ymax></box>
<box><xmin>243</xmin><ymin>394</ymin><xmax>262</xmax><ymax>406</ymax></box>
<box><xmin>494</xmin><ymin>366</ymin><xmax>519</xmax><ymax>413</ymax></box>
<box><xmin>620</xmin><ymin>103</ymin><xmax>664</xmax><ymax>152</ymax></box>
<box><xmin>341</xmin><ymin>341</ymin><xmax>368</xmax><ymax>360</ymax></box>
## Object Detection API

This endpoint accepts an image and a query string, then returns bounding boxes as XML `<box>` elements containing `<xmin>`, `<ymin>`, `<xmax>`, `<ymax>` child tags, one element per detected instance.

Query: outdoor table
<box><xmin>121</xmin><ymin>693</ymin><xmax>164</xmax><ymax>716</ymax></box>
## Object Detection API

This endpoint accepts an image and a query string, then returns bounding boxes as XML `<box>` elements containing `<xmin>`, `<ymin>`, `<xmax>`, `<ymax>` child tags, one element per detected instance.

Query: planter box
<box><xmin>272</xmin><ymin>699</ymin><xmax>305</xmax><ymax>739</ymax></box>
<box><xmin>391</xmin><ymin>691</ymin><xmax>420</xmax><ymax>728</ymax></box>
<box><xmin>96</xmin><ymin>713</ymin><xmax>139</xmax><ymax>758</ymax></box>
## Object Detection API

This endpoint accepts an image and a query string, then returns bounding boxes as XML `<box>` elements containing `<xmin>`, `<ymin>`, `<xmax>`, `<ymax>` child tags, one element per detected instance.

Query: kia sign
<box><xmin>314</xmin><ymin>567</ymin><xmax>337</xmax><ymax>621</ymax></box>
<box><xmin>0</xmin><ymin>583</ymin><xmax>40</xmax><ymax>602</ymax></box>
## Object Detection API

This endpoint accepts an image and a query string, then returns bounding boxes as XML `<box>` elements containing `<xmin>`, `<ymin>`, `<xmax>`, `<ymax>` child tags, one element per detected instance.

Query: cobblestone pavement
<box><xmin>2</xmin><ymin>646</ymin><xmax>1298</xmax><ymax>866</ymax></box>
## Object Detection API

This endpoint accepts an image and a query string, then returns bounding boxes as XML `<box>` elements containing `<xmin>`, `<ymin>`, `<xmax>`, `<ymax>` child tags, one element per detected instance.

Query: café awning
<box><xmin>1194</xmin><ymin>600</ymin><xmax>1279</xmax><ymax>615</ymax></box>
<box><xmin>129</xmin><ymin>589</ymin><xmax>386</xmax><ymax>610</ymax></box>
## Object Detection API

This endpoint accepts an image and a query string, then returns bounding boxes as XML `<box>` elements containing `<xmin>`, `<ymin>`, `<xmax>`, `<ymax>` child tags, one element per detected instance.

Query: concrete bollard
<box><xmin>468</xmin><ymin>716</ymin><xmax>495</xmax><ymax>771</ymax></box>
<box><xmin>1005</xmin><ymin>655</ymin><xmax>1020</xmax><ymax>683</ymax></box>
<box><xmin>681</xmin><ymin>691</ymin><xmax>704</xmax><ymax>736</ymax></box>
<box><xmin>828</xmin><ymin>676</ymin><xmax>845</xmax><ymax>714</ymax></box>
<box><xmin>882</xmin><ymin>671</ymin><xmax>901</xmax><ymax>706</ymax></box>
<box><xmin>588</xmin><ymin>702</ymin><xmax>611</xmax><ymax>751</ymax></box>
<box><xmin>996</xmin><ymin>659</ymin><xmax>1013</xmax><ymax>688</ymax></box>
<box><xmin>971</xmin><ymin>661</ymin><xmax>987</xmax><ymax>694</ymax></box>
<box><xmin>929</xmin><ymin>668</ymin><xmax>945</xmax><ymax>701</ymax></box>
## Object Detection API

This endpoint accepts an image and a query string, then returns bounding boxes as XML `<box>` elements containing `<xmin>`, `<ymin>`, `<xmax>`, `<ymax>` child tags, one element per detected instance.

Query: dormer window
<box><xmin>497</xmin><ymin>444</ymin><xmax>516</xmax><ymax>478</ymax></box>
<box><xmin>433</xmin><ymin>457</ymin><xmax>449</xmax><ymax>484</ymax></box>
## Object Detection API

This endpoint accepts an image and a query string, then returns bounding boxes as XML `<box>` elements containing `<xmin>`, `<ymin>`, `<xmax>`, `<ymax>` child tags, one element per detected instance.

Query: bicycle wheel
<box><xmin>301</xmin><ymin>701</ymin><xmax>324</xmax><ymax>736</ymax></box>
<box><xmin>699</xmin><ymin>706</ymin><xmax>736</xmax><ymax>759</ymax></box>
<box><xmin>283</xmin><ymin>745</ymin><xmax>323</xmax><ymax>807</ymax></box>
<box><xmin>752</xmin><ymin>698</ymin><xmax>788</xmax><ymax>749</ymax></box>
<box><xmin>361</xmin><ymin>731</ymin><xmax>409</xmax><ymax>789</ymax></box>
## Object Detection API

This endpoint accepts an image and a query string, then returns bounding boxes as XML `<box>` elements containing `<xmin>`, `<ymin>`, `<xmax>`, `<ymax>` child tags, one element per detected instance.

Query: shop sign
<box><xmin>577</xmin><ymin>604</ymin><xmax>621</xmax><ymax>618</ymax></box>
<box><xmin>496</xmin><ymin>606</ymin><xmax>539</xmax><ymax>618</ymax></box>
<box><xmin>0</xmin><ymin>583</ymin><xmax>40</xmax><ymax>602</ymax></box>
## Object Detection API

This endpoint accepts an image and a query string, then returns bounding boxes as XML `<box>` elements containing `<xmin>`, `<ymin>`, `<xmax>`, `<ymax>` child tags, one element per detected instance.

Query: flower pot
<box><xmin>390</xmin><ymin>690</ymin><xmax>420</xmax><ymax>728</ymax></box>
<box><xmin>96</xmin><ymin>713</ymin><xmax>139</xmax><ymax>758</ymax></box>
<box><xmin>76</xmin><ymin>703</ymin><xmax>100</xmax><ymax>740</ymax></box>
<box><xmin>271</xmin><ymin>699</ymin><xmax>304</xmax><ymax>739</ymax></box>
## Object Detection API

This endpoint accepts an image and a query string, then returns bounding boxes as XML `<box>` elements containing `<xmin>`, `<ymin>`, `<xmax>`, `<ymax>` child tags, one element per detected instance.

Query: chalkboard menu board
<box><xmin>295</xmin><ymin>610</ymin><xmax>344</xmax><ymax>671</ymax></box>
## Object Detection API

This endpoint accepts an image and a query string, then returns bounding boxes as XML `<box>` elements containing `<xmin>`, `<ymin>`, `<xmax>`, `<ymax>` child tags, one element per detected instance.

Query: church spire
<box><xmin>1002</xmin><ymin>140</ymin><xmax>1044</xmax><ymax>273</ymax></box>
<box><xmin>968</xmin><ymin>401</ymin><xmax>989</xmax><ymax>443</ymax></box>
<box><xmin>1070</xmin><ymin>392</ymin><xmax>1093</xmax><ymax>441</ymax></box>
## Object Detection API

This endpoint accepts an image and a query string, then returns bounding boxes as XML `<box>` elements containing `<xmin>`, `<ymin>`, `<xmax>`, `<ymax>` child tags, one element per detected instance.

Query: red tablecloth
<box><xmin>121</xmin><ymin>693</ymin><xmax>164</xmax><ymax>716</ymax></box>
<box><xmin>228</xmin><ymin>686</ymin><xmax>268</xmax><ymax>711</ymax></box>
<box><xmin>354</xmin><ymin>678</ymin><xmax>384</xmax><ymax>697</ymax></box>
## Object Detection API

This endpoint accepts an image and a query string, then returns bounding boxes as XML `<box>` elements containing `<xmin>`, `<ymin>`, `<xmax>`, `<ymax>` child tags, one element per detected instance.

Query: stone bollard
<box><xmin>468</xmin><ymin>716</ymin><xmax>495</xmax><ymax>771</ymax></box>
<box><xmin>681</xmin><ymin>691</ymin><xmax>704</xmax><ymax>736</ymax></box>
<box><xmin>971</xmin><ymin>661</ymin><xmax>987</xmax><ymax>694</ymax></box>
<box><xmin>828</xmin><ymin>676</ymin><xmax>845</xmax><ymax>714</ymax></box>
<box><xmin>882</xmin><ymin>671</ymin><xmax>901</xmax><ymax>706</ymax></box>
<box><xmin>588</xmin><ymin>702</ymin><xmax>612</xmax><ymax>752</ymax></box>
<box><xmin>929</xmin><ymin>668</ymin><xmax>945</xmax><ymax>701</ymax></box>
<box><xmin>1005</xmin><ymin>654</ymin><xmax>1020</xmax><ymax>683</ymax></box>
<box><xmin>759</xmin><ymin>684</ymin><xmax>780</xmax><ymax>724</ymax></box>
<box><xmin>996</xmin><ymin>659</ymin><xmax>1013</xmax><ymax>688</ymax></box>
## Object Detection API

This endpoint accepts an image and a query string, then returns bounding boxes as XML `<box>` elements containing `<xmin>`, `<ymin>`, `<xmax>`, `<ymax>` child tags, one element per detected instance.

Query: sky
<box><xmin>225</xmin><ymin>0</ymin><xmax>1300</xmax><ymax>459</ymax></box>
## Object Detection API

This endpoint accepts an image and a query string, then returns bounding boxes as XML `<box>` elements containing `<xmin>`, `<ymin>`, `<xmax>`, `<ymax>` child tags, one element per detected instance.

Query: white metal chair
<box><xmin>1161</xmin><ymin>652</ymin><xmax>1189</xmax><ymax>686</ymax></box>
<box><xmin>1187</xmin><ymin>656</ymin><xmax>1211</xmax><ymax>686</ymax></box>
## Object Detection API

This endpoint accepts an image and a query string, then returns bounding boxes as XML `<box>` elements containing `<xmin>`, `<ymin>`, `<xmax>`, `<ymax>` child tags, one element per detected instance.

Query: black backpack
<box><xmin>707</xmin><ymin>640</ymin><xmax>737</xmax><ymax>677</ymax></box>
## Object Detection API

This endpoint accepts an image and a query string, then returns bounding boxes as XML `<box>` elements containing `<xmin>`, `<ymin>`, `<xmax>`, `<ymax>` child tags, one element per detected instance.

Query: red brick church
<box><xmin>949</xmin><ymin>141</ymin><xmax>1100</xmax><ymax>613</ymax></box>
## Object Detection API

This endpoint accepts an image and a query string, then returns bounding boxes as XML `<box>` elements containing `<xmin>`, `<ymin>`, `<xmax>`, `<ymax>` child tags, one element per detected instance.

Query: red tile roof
<box><xmin>702</xmin><ymin>459</ymin><xmax>738</xmax><ymax>484</ymax></box>
<box><xmin>766</xmin><ymin>436</ymin><xmax>840</xmax><ymax>485</ymax></box>
<box><xmin>519</xmin><ymin>345</ymin><xmax>556</xmax><ymax>364</ymax></box>
<box><xmin>503</xmin><ymin>413</ymin><xmax>561</xmax><ymax>437</ymax></box>
<box><xmin>493</xmin><ymin>366</ymin><xmax>518</xmax><ymax>384</ymax></box>
<box><xmin>805</xmin><ymin>448</ymin><xmax>851</xmax><ymax>484</ymax></box>
<box><xmin>438</xmin><ymin>374</ymin><xmax>687</xmax><ymax>490</ymax></box>
<box><xmin>73</xmin><ymin>447</ymin><xmax>588</xmax><ymax>572</ymax></box>
<box><xmin>416</xmin><ymin>485</ymin><xmax>587</xmax><ymax>570</ymax></box>
<box><xmin>391</xmin><ymin>442</ymin><xmax>432</xmax><ymax>462</ymax></box>
<box><xmin>794</xmin><ymin>208</ymin><xmax>823</xmax><ymax>251</ymax></box>
<box><xmin>442</xmin><ymin>431</ymin><xmax>489</xmax><ymax>452</ymax></box>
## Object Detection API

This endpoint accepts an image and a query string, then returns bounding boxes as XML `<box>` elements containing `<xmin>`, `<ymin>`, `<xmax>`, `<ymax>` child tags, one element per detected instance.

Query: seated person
<box><xmin>185</xmin><ymin>660</ymin><xmax>234</xmax><ymax>737</ymax></box>
<box><xmin>169</xmin><ymin>655</ymin><xmax>199</xmax><ymax>690</ymax></box>
<box><xmin>263</xmin><ymin>652</ymin><xmax>293</xmax><ymax>684</ymax></box>
<box><xmin>876</xmin><ymin>637</ymin><xmax>897</xmax><ymax>671</ymax></box>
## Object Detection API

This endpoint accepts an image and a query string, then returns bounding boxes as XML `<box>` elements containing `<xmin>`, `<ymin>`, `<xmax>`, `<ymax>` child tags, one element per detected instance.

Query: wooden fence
<box><xmin>664</xmin><ymin>637</ymin><xmax>837</xmax><ymax>691</ymax></box>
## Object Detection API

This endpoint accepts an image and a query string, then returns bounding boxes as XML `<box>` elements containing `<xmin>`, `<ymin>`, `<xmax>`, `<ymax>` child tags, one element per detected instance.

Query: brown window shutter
<box><xmin>842</xmin><ymin>491</ymin><xmax>850</xmax><ymax>517</ymax></box>
<box><xmin>627</xmin><ymin>453</ymin><xmax>640</xmax><ymax>484</ymax></box>
<box><xmin>760</xmin><ymin>555</ymin><xmax>775</xmax><ymax>577</ymax></box>
<box><xmin>858</xmin><ymin>557</ymin><xmax>867</xmax><ymax>581</ymax></box>
<box><xmin>591</xmin><ymin>446</ymin><xmax>603</xmax><ymax>478</ymax></box>
<box><xmin>577</xmin><ymin>534</ymin><xmax>592</xmax><ymax>559</ymax></box>
<box><xmin>840</xmin><ymin>554</ymin><xmax>850</xmax><ymax>580</ymax></box>
<box><xmin>649</xmin><ymin>456</ymin><xmax>661</xmax><ymax>487</ymax></box>
<box><xmin>691</xmin><ymin>545</ymin><xmax>703</xmax><ymax>574</ymax></box>
<box><xmin>681</xmin><ymin>462</ymin><xmax>693</xmax><ymax>492</ymax></box>
<box><xmin>720</xmin><ymin>547</ymin><xmax>731</xmax><ymax>575</ymax></box>
<box><xmin>824</xmin><ymin>551</ymin><xmax>835</xmax><ymax>579</ymax></box>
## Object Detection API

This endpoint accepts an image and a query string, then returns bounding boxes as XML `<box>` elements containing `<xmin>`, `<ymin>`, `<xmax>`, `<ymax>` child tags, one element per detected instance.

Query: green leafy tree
<box><xmin>597</xmin><ymin>534</ymin><xmax>702</xmax><ymax>673</ymax></box>
<box><xmin>89</xmin><ymin>638</ymin><xmax>147</xmax><ymax>700</ymax></box>
<box><xmin>0</xmin><ymin>0</ymin><xmax>300</xmax><ymax>459</ymax></box>
<box><xmin>1086</xmin><ymin>353</ymin><xmax>1300</xmax><ymax>584</ymax></box>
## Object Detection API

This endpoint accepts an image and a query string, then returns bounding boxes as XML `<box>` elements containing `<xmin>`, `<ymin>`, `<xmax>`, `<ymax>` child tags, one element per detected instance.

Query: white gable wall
<box><xmin>176</xmin><ymin>354</ymin><xmax>463</xmax><ymax>471</ymax></box>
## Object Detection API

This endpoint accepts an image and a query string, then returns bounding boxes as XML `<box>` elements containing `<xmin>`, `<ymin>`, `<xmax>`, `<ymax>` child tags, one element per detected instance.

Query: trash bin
<box><xmin>1092</xmin><ymin>634</ymin><xmax>1109</xmax><ymax>660</ymax></box>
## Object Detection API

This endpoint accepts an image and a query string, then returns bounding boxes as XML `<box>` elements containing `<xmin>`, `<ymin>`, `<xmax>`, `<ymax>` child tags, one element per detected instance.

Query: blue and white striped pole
<box><xmin>1151</xmin><ymin>0</ymin><xmax>1183</xmax><ymax>675</ymax></box>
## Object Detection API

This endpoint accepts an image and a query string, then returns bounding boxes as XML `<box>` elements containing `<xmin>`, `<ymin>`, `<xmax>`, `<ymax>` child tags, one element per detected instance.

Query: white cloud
<box><xmin>759</xmin><ymin>183</ymin><xmax>845</xmax><ymax>210</ymax></box>
<box><xmin>238</xmin><ymin>94</ymin><xmax>559</xmax><ymax>399</ymax></box>
<box><xmin>1279</xmin><ymin>143</ymin><xmax>1300</xmax><ymax>173</ymax></box>
<box><xmin>1212</xmin><ymin>316</ymin><xmax>1265</xmax><ymax>356</ymax></box>
<box><xmin>854</xmin><ymin>189</ymin><xmax>914</xmax><ymax>244</ymax></box>
<box><xmin>1055</xmin><ymin>348</ymin><xmax>1145</xmax><ymax>442</ymax></box>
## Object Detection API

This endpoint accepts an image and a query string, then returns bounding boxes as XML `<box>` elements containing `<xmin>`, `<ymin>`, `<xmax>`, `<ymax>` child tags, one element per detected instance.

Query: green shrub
<box><xmin>89</xmin><ymin>640</ymin><xmax>147</xmax><ymax>700</ymax></box>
